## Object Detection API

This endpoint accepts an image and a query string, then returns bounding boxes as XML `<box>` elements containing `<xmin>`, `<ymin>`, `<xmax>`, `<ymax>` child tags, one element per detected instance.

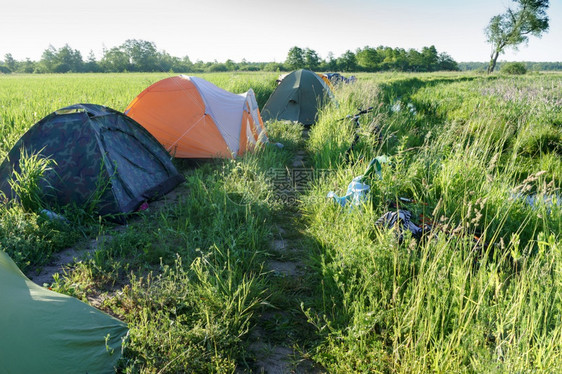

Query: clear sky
<box><xmin>1</xmin><ymin>0</ymin><xmax>561</xmax><ymax>63</ymax></box>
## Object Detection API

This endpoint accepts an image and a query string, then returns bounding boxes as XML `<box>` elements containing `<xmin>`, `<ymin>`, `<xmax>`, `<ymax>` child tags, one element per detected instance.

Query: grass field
<box><xmin>1</xmin><ymin>71</ymin><xmax>561</xmax><ymax>372</ymax></box>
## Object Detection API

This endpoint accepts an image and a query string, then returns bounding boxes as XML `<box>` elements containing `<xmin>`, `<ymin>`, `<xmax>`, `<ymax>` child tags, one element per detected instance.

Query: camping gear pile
<box><xmin>327</xmin><ymin>157</ymin><xmax>434</xmax><ymax>242</ymax></box>
<box><xmin>325</xmin><ymin>72</ymin><xmax>356</xmax><ymax>85</ymax></box>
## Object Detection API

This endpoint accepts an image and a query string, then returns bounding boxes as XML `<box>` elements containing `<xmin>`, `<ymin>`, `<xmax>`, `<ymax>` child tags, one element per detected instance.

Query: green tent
<box><xmin>261</xmin><ymin>69</ymin><xmax>332</xmax><ymax>125</ymax></box>
<box><xmin>0</xmin><ymin>104</ymin><xmax>184</xmax><ymax>221</ymax></box>
<box><xmin>0</xmin><ymin>250</ymin><xmax>128</xmax><ymax>373</ymax></box>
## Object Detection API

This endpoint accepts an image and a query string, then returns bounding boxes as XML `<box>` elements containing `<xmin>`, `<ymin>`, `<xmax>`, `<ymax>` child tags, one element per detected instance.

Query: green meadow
<box><xmin>1</xmin><ymin>71</ymin><xmax>561</xmax><ymax>372</ymax></box>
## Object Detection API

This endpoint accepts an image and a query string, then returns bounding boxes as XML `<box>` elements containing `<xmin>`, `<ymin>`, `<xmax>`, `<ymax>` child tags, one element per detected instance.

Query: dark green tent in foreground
<box><xmin>0</xmin><ymin>104</ymin><xmax>184</xmax><ymax>220</ymax></box>
<box><xmin>0</xmin><ymin>250</ymin><xmax>128</xmax><ymax>373</ymax></box>
<box><xmin>261</xmin><ymin>69</ymin><xmax>332</xmax><ymax>125</ymax></box>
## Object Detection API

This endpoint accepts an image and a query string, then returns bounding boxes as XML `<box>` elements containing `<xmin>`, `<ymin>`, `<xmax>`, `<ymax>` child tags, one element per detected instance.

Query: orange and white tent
<box><xmin>125</xmin><ymin>75</ymin><xmax>267</xmax><ymax>159</ymax></box>
<box><xmin>317</xmin><ymin>73</ymin><xmax>334</xmax><ymax>90</ymax></box>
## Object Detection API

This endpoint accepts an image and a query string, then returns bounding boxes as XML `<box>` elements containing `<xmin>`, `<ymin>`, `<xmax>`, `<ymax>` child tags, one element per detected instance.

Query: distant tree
<box><xmin>1</xmin><ymin>40</ymin><xmax>469</xmax><ymax>74</ymax></box>
<box><xmin>208</xmin><ymin>63</ymin><xmax>228</xmax><ymax>72</ymax></box>
<box><xmin>181</xmin><ymin>55</ymin><xmax>192</xmax><ymax>66</ymax></box>
<box><xmin>192</xmin><ymin>60</ymin><xmax>207</xmax><ymax>72</ymax></box>
<box><xmin>225</xmin><ymin>59</ymin><xmax>238</xmax><ymax>71</ymax></box>
<box><xmin>485</xmin><ymin>0</ymin><xmax>549</xmax><ymax>73</ymax></box>
<box><xmin>324</xmin><ymin>51</ymin><xmax>338</xmax><ymax>71</ymax></box>
<box><xmin>239</xmin><ymin>64</ymin><xmax>261</xmax><ymax>72</ymax></box>
<box><xmin>36</xmin><ymin>45</ymin><xmax>83</xmax><ymax>73</ymax></box>
<box><xmin>20</xmin><ymin>58</ymin><xmax>36</xmax><ymax>73</ymax></box>
<box><xmin>0</xmin><ymin>65</ymin><xmax>8</xmax><ymax>74</ymax></box>
<box><xmin>121</xmin><ymin>39</ymin><xmax>159</xmax><ymax>71</ymax></box>
<box><xmin>437</xmin><ymin>52</ymin><xmax>459</xmax><ymax>71</ymax></box>
<box><xmin>421</xmin><ymin>45</ymin><xmax>439</xmax><ymax>71</ymax></box>
<box><xmin>378</xmin><ymin>46</ymin><xmax>395</xmax><ymax>70</ymax></box>
<box><xmin>286</xmin><ymin>46</ymin><xmax>305</xmax><ymax>70</ymax></box>
<box><xmin>304</xmin><ymin>48</ymin><xmax>320</xmax><ymax>71</ymax></box>
<box><xmin>39</xmin><ymin>45</ymin><xmax>57</xmax><ymax>73</ymax></box>
<box><xmin>177</xmin><ymin>56</ymin><xmax>194</xmax><ymax>72</ymax></box>
<box><xmin>239</xmin><ymin>59</ymin><xmax>263</xmax><ymax>71</ymax></box>
<box><xmin>100</xmin><ymin>47</ymin><xmax>130</xmax><ymax>72</ymax></box>
<box><xmin>84</xmin><ymin>50</ymin><xmax>100</xmax><ymax>72</ymax></box>
<box><xmin>156</xmin><ymin>51</ymin><xmax>175</xmax><ymax>72</ymax></box>
<box><xmin>356</xmin><ymin>46</ymin><xmax>380</xmax><ymax>71</ymax></box>
<box><xmin>262</xmin><ymin>62</ymin><xmax>286</xmax><ymax>72</ymax></box>
<box><xmin>4</xmin><ymin>53</ymin><xmax>17</xmax><ymax>72</ymax></box>
<box><xmin>392</xmin><ymin>48</ymin><xmax>410</xmax><ymax>71</ymax></box>
<box><xmin>337</xmin><ymin>50</ymin><xmax>357</xmax><ymax>72</ymax></box>
<box><xmin>407</xmin><ymin>49</ymin><xmax>424</xmax><ymax>71</ymax></box>
<box><xmin>55</xmin><ymin>44</ymin><xmax>83</xmax><ymax>72</ymax></box>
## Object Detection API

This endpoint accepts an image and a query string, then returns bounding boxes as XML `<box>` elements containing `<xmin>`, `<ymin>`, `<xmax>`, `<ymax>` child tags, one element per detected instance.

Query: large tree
<box><xmin>356</xmin><ymin>46</ymin><xmax>381</xmax><ymax>71</ymax></box>
<box><xmin>285</xmin><ymin>46</ymin><xmax>305</xmax><ymax>70</ymax></box>
<box><xmin>485</xmin><ymin>0</ymin><xmax>549</xmax><ymax>73</ymax></box>
<box><xmin>4</xmin><ymin>53</ymin><xmax>17</xmax><ymax>72</ymax></box>
<box><xmin>100</xmin><ymin>47</ymin><xmax>130</xmax><ymax>72</ymax></box>
<box><xmin>121</xmin><ymin>39</ymin><xmax>159</xmax><ymax>71</ymax></box>
<box><xmin>55</xmin><ymin>45</ymin><xmax>83</xmax><ymax>72</ymax></box>
<box><xmin>304</xmin><ymin>48</ymin><xmax>320</xmax><ymax>71</ymax></box>
<box><xmin>337</xmin><ymin>50</ymin><xmax>357</xmax><ymax>72</ymax></box>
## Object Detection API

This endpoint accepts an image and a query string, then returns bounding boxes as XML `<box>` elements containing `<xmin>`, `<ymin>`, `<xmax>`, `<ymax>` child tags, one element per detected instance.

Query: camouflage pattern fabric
<box><xmin>0</xmin><ymin>104</ymin><xmax>183</xmax><ymax>220</ymax></box>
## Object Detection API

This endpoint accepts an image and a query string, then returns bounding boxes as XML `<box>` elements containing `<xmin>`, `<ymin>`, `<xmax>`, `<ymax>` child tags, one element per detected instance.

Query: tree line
<box><xmin>2</xmin><ymin>38</ymin><xmax>559</xmax><ymax>75</ymax></box>
<box><xmin>0</xmin><ymin>39</ymin><xmax>464</xmax><ymax>74</ymax></box>
<box><xmin>285</xmin><ymin>45</ymin><xmax>459</xmax><ymax>72</ymax></box>
<box><xmin>459</xmin><ymin>61</ymin><xmax>562</xmax><ymax>72</ymax></box>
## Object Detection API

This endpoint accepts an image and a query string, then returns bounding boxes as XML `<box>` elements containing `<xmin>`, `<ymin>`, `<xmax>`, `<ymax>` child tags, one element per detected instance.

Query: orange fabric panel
<box><xmin>244</xmin><ymin>102</ymin><xmax>259</xmax><ymax>144</ymax></box>
<box><xmin>317</xmin><ymin>73</ymin><xmax>334</xmax><ymax>91</ymax></box>
<box><xmin>125</xmin><ymin>76</ymin><xmax>232</xmax><ymax>158</ymax></box>
<box><xmin>238</xmin><ymin>111</ymin><xmax>250</xmax><ymax>156</ymax></box>
<box><xmin>171</xmin><ymin>114</ymin><xmax>233</xmax><ymax>158</ymax></box>
<box><xmin>255</xmin><ymin>106</ymin><xmax>267</xmax><ymax>138</ymax></box>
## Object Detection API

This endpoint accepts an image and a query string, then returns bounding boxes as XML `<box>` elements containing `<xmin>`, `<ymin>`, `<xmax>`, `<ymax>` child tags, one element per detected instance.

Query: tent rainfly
<box><xmin>261</xmin><ymin>69</ymin><xmax>332</xmax><ymax>125</ymax></box>
<box><xmin>0</xmin><ymin>250</ymin><xmax>128</xmax><ymax>373</ymax></box>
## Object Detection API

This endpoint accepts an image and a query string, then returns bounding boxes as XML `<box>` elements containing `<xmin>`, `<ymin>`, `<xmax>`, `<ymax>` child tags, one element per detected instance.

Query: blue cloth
<box><xmin>327</xmin><ymin>176</ymin><xmax>370</xmax><ymax>208</ymax></box>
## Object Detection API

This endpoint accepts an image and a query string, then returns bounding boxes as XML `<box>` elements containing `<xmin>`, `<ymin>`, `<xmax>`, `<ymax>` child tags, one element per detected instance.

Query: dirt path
<box><xmin>247</xmin><ymin>133</ymin><xmax>324</xmax><ymax>373</ymax></box>
<box><xmin>28</xmin><ymin>187</ymin><xmax>187</xmax><ymax>286</ymax></box>
<box><xmin>29</xmin><ymin>235</ymin><xmax>113</xmax><ymax>285</ymax></box>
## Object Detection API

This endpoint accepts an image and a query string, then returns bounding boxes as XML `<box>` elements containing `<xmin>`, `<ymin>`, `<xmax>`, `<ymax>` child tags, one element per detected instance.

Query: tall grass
<box><xmin>301</xmin><ymin>72</ymin><xmax>562</xmax><ymax>372</ymax></box>
<box><xmin>7</xmin><ymin>148</ymin><xmax>55</xmax><ymax>212</ymax></box>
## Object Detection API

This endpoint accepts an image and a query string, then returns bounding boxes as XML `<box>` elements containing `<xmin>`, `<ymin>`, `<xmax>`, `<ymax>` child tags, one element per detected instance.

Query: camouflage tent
<box><xmin>0</xmin><ymin>104</ymin><xmax>183</xmax><ymax>220</ymax></box>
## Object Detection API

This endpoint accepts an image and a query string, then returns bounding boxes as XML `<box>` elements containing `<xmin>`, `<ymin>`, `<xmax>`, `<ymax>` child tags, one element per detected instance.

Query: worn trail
<box><xmin>248</xmin><ymin>131</ymin><xmax>323</xmax><ymax>373</ymax></box>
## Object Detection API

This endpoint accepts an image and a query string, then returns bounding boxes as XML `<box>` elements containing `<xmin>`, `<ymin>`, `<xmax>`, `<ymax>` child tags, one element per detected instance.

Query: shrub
<box><xmin>207</xmin><ymin>63</ymin><xmax>228</xmax><ymax>72</ymax></box>
<box><xmin>501</xmin><ymin>62</ymin><xmax>527</xmax><ymax>75</ymax></box>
